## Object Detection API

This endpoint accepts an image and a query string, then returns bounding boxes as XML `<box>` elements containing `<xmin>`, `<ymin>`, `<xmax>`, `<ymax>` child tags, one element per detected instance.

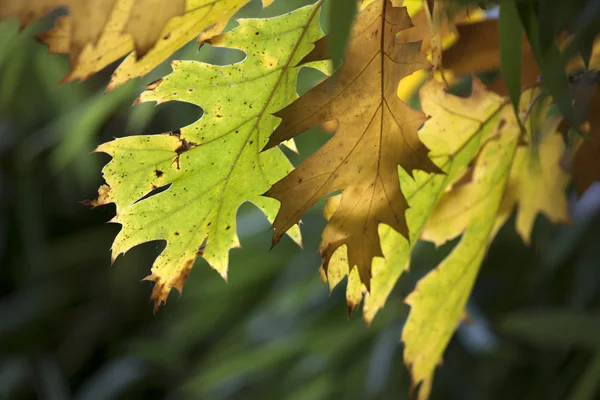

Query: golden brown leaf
<box><xmin>443</xmin><ymin>19</ymin><xmax>538</xmax><ymax>95</ymax></box>
<box><xmin>264</xmin><ymin>0</ymin><xmax>440</xmax><ymax>287</ymax></box>
<box><xmin>442</xmin><ymin>19</ymin><xmax>600</xmax><ymax>95</ymax></box>
<box><xmin>1</xmin><ymin>0</ymin><xmax>119</xmax><ymax>61</ymax></box>
<box><xmin>123</xmin><ymin>0</ymin><xmax>185</xmax><ymax>57</ymax></box>
<box><xmin>7</xmin><ymin>0</ymin><xmax>258</xmax><ymax>89</ymax></box>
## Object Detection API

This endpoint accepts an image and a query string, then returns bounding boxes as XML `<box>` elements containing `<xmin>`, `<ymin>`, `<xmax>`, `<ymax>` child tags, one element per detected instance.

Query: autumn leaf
<box><xmin>404</xmin><ymin>115</ymin><xmax>521</xmax><ymax>400</ymax></box>
<box><xmin>403</xmin><ymin>89</ymin><xmax>570</xmax><ymax>400</ymax></box>
<box><xmin>1</xmin><ymin>0</ymin><xmax>121</xmax><ymax>62</ymax></box>
<box><xmin>322</xmin><ymin>78</ymin><xmax>511</xmax><ymax>319</ymax></box>
<box><xmin>263</xmin><ymin>0</ymin><xmax>440</xmax><ymax>288</ymax></box>
<box><xmin>2</xmin><ymin>0</ymin><xmax>185</xmax><ymax>63</ymax></box>
<box><xmin>320</xmin><ymin>84</ymin><xmax>570</xmax><ymax>400</ymax></box>
<box><xmin>443</xmin><ymin>19</ymin><xmax>600</xmax><ymax>95</ymax></box>
<box><xmin>441</xmin><ymin>19</ymin><xmax>600</xmax><ymax>194</ymax></box>
<box><xmin>30</xmin><ymin>0</ymin><xmax>276</xmax><ymax>90</ymax></box>
<box><xmin>92</xmin><ymin>2</ymin><xmax>328</xmax><ymax>312</ymax></box>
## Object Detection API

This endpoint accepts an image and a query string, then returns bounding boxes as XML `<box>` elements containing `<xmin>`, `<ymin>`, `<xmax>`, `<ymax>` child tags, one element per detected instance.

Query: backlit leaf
<box><xmin>264</xmin><ymin>0</ymin><xmax>440</xmax><ymax>288</ymax></box>
<box><xmin>404</xmin><ymin>89</ymin><xmax>569</xmax><ymax>399</ymax></box>
<box><xmin>33</xmin><ymin>0</ymin><xmax>264</xmax><ymax>90</ymax></box>
<box><xmin>93</xmin><ymin>2</ymin><xmax>328</xmax><ymax>311</ymax></box>
<box><xmin>322</xmin><ymin>78</ymin><xmax>510</xmax><ymax>321</ymax></box>
<box><xmin>403</xmin><ymin>115</ymin><xmax>521</xmax><ymax>400</ymax></box>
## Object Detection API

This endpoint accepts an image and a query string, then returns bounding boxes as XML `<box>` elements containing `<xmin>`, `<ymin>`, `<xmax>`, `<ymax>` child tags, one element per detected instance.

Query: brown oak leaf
<box><xmin>264</xmin><ymin>0</ymin><xmax>440</xmax><ymax>287</ymax></box>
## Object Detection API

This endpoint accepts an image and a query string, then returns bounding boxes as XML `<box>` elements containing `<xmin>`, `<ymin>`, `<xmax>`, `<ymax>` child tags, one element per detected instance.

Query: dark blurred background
<box><xmin>2</xmin><ymin>1</ymin><xmax>600</xmax><ymax>399</ymax></box>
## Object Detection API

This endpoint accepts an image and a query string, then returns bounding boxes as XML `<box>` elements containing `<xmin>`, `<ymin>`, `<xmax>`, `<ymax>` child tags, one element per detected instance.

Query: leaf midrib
<box><xmin>211</xmin><ymin>0</ymin><xmax>324</xmax><ymax>250</ymax></box>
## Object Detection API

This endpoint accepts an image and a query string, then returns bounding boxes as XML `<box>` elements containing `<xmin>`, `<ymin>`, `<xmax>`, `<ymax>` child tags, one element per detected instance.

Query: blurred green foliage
<box><xmin>1</xmin><ymin>1</ymin><xmax>600</xmax><ymax>399</ymax></box>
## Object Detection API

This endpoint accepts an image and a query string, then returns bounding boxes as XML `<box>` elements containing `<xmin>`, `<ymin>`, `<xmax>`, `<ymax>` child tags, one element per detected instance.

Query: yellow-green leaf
<box><xmin>93</xmin><ymin>2</ymin><xmax>328</xmax><ymax>312</ymax></box>
<box><xmin>365</xmin><ymin>79</ymin><xmax>508</xmax><ymax>323</ymax></box>
<box><xmin>403</xmin><ymin>89</ymin><xmax>570</xmax><ymax>399</ymax></box>
<box><xmin>403</xmin><ymin>113</ymin><xmax>520</xmax><ymax>400</ymax></box>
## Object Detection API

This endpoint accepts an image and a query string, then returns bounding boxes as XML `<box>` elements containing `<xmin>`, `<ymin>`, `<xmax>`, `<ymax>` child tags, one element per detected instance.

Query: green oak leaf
<box><xmin>93</xmin><ymin>1</ymin><xmax>328</xmax><ymax>312</ymax></box>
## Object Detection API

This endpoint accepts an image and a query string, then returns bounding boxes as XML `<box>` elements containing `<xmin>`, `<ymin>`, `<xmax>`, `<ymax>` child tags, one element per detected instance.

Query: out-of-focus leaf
<box><xmin>1</xmin><ymin>0</ymin><xmax>185</xmax><ymax>61</ymax></box>
<box><xmin>76</xmin><ymin>358</ymin><xmax>148</xmax><ymax>400</ymax></box>
<box><xmin>500</xmin><ymin>311</ymin><xmax>600</xmax><ymax>348</ymax></box>
<box><xmin>442</xmin><ymin>19</ymin><xmax>538</xmax><ymax>96</ymax></box>
<box><xmin>283</xmin><ymin>376</ymin><xmax>334</xmax><ymax>400</ymax></box>
<box><xmin>0</xmin><ymin>20</ymin><xmax>19</xmax><ymax>70</ymax></box>
<box><xmin>183</xmin><ymin>338</ymin><xmax>303</xmax><ymax>396</ymax></box>
<box><xmin>327</xmin><ymin>0</ymin><xmax>358</xmax><ymax>70</ymax></box>
<box><xmin>51</xmin><ymin>84</ymin><xmax>136</xmax><ymax>178</ymax></box>
<box><xmin>404</xmin><ymin>108</ymin><xmax>521</xmax><ymax>400</ymax></box>
<box><xmin>538</xmin><ymin>0</ymin><xmax>586</xmax><ymax>52</ymax></box>
<box><xmin>29</xmin><ymin>0</ymin><xmax>270</xmax><ymax>90</ymax></box>
<box><xmin>443</xmin><ymin>17</ymin><xmax>600</xmax><ymax>100</ymax></box>
<box><xmin>499</xmin><ymin>0</ymin><xmax>522</xmax><ymax>119</ymax></box>
<box><xmin>568</xmin><ymin>351</ymin><xmax>600</xmax><ymax>400</ymax></box>
<box><xmin>518</xmin><ymin>3</ymin><xmax>579</xmax><ymax>131</ymax></box>
<box><xmin>561</xmin><ymin>0</ymin><xmax>600</xmax><ymax>70</ymax></box>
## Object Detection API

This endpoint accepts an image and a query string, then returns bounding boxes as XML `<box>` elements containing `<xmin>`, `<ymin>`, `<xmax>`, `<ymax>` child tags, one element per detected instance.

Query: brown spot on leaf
<box><xmin>173</xmin><ymin>138</ymin><xmax>198</xmax><ymax>170</ymax></box>
<box><xmin>175</xmin><ymin>138</ymin><xmax>197</xmax><ymax>155</ymax></box>
<box><xmin>155</xmin><ymin>169</ymin><xmax>164</xmax><ymax>177</ymax></box>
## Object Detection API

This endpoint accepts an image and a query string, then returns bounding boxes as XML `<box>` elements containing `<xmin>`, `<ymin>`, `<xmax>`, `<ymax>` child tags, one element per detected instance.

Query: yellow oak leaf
<box><xmin>1</xmin><ymin>0</ymin><xmax>121</xmax><ymax>61</ymax></box>
<box><xmin>404</xmin><ymin>89</ymin><xmax>570</xmax><ymax>399</ymax></box>
<box><xmin>108</xmin><ymin>0</ymin><xmax>274</xmax><ymax>90</ymax></box>
<box><xmin>504</xmin><ymin>116</ymin><xmax>570</xmax><ymax>242</ymax></box>
<box><xmin>16</xmin><ymin>0</ymin><xmax>268</xmax><ymax>89</ymax></box>
<box><xmin>403</xmin><ymin>116</ymin><xmax>521</xmax><ymax>400</ymax></box>
<box><xmin>442</xmin><ymin>19</ymin><xmax>600</xmax><ymax>96</ymax></box>
<box><xmin>422</xmin><ymin>90</ymin><xmax>570</xmax><ymax>246</ymax></box>
<box><xmin>264</xmin><ymin>0</ymin><xmax>440</xmax><ymax>288</ymax></box>
<box><xmin>124</xmin><ymin>0</ymin><xmax>186</xmax><ymax>57</ymax></box>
